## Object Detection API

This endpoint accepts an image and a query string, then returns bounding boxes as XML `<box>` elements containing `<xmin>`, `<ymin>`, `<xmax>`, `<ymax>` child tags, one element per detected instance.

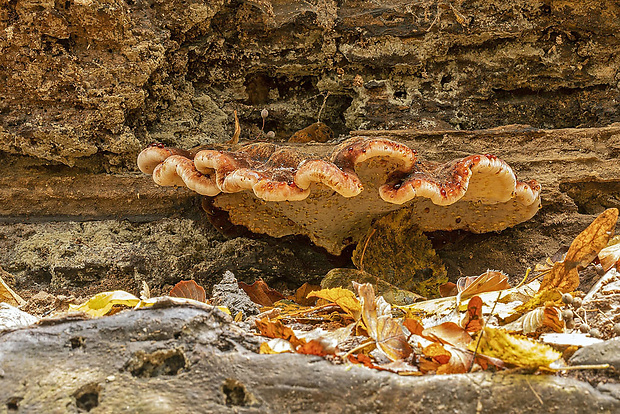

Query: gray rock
<box><xmin>211</xmin><ymin>271</ymin><xmax>260</xmax><ymax>317</ymax></box>
<box><xmin>570</xmin><ymin>338</ymin><xmax>620</xmax><ymax>370</ymax></box>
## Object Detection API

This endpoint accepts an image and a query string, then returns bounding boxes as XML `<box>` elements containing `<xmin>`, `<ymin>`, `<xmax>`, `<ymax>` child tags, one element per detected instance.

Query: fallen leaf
<box><xmin>307</xmin><ymin>287</ymin><xmax>361</xmax><ymax>319</ymax></box>
<box><xmin>540</xmin><ymin>208</ymin><xmax>618</xmax><ymax>292</ymax></box>
<box><xmin>169</xmin><ymin>280</ymin><xmax>206</xmax><ymax>302</ymax></box>
<box><xmin>460</xmin><ymin>296</ymin><xmax>483</xmax><ymax>333</ymax></box>
<box><xmin>260</xmin><ymin>338</ymin><xmax>295</xmax><ymax>354</ymax></box>
<box><xmin>457</xmin><ymin>270</ymin><xmax>511</xmax><ymax>299</ymax></box>
<box><xmin>564</xmin><ymin>208</ymin><xmax>618</xmax><ymax>268</ymax></box>
<box><xmin>422</xmin><ymin>322</ymin><xmax>473</xmax><ymax>348</ymax></box>
<box><xmin>439</xmin><ymin>282</ymin><xmax>458</xmax><ymax>297</ymax></box>
<box><xmin>470</xmin><ymin>327</ymin><xmax>562</xmax><ymax>369</ymax></box>
<box><xmin>296</xmin><ymin>325</ymin><xmax>351</xmax><ymax>356</ymax></box>
<box><xmin>422</xmin><ymin>342</ymin><xmax>452</xmax><ymax>364</ymax></box>
<box><xmin>0</xmin><ymin>268</ymin><xmax>25</xmax><ymax>307</ymax></box>
<box><xmin>538</xmin><ymin>262</ymin><xmax>579</xmax><ymax>294</ymax></box>
<box><xmin>239</xmin><ymin>279</ymin><xmax>285</xmax><ymax>307</ymax></box>
<box><xmin>504</xmin><ymin>303</ymin><xmax>562</xmax><ymax>335</ymax></box>
<box><xmin>355</xmin><ymin>282</ymin><xmax>412</xmax><ymax>361</ymax></box>
<box><xmin>436</xmin><ymin>345</ymin><xmax>474</xmax><ymax>374</ymax></box>
<box><xmin>351</xmin><ymin>209</ymin><xmax>447</xmax><ymax>297</ymax></box>
<box><xmin>69</xmin><ymin>291</ymin><xmax>140</xmax><ymax>317</ymax></box>
<box><xmin>255</xmin><ymin>317</ymin><xmax>304</xmax><ymax>348</ymax></box>
<box><xmin>599</xmin><ymin>235</ymin><xmax>620</xmax><ymax>271</ymax></box>
<box><xmin>403</xmin><ymin>318</ymin><xmax>425</xmax><ymax>336</ymax></box>
<box><xmin>294</xmin><ymin>282</ymin><xmax>321</xmax><ymax>306</ymax></box>
<box><xmin>321</xmin><ymin>268</ymin><xmax>426</xmax><ymax>305</ymax></box>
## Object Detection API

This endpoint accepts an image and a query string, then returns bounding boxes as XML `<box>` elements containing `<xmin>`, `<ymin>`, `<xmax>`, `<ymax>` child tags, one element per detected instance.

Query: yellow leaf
<box><xmin>307</xmin><ymin>287</ymin><xmax>361</xmax><ymax>319</ymax></box>
<box><xmin>217</xmin><ymin>306</ymin><xmax>231</xmax><ymax>315</ymax></box>
<box><xmin>69</xmin><ymin>291</ymin><xmax>140</xmax><ymax>317</ymax></box>
<box><xmin>540</xmin><ymin>208</ymin><xmax>618</xmax><ymax>292</ymax></box>
<box><xmin>260</xmin><ymin>338</ymin><xmax>294</xmax><ymax>354</ymax></box>
<box><xmin>470</xmin><ymin>327</ymin><xmax>561</xmax><ymax>369</ymax></box>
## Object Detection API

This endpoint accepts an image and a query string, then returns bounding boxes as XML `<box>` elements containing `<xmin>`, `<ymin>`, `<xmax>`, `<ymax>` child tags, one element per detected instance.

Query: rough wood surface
<box><xmin>1</xmin><ymin>305</ymin><xmax>618</xmax><ymax>413</ymax></box>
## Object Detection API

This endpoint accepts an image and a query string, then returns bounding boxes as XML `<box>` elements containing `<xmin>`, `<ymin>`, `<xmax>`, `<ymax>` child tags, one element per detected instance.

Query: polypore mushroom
<box><xmin>138</xmin><ymin>137</ymin><xmax>541</xmax><ymax>255</ymax></box>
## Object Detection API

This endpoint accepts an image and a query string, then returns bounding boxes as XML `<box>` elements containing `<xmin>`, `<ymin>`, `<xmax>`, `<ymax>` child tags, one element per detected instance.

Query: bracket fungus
<box><xmin>138</xmin><ymin>137</ymin><xmax>541</xmax><ymax>255</ymax></box>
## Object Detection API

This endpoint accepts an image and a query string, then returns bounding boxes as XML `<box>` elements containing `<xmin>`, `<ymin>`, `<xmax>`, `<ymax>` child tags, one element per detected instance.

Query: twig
<box><xmin>343</xmin><ymin>339</ymin><xmax>375</xmax><ymax>361</ymax></box>
<box><xmin>359</xmin><ymin>228</ymin><xmax>376</xmax><ymax>272</ymax></box>
<box><xmin>317</xmin><ymin>91</ymin><xmax>331</xmax><ymax>122</ymax></box>
<box><xmin>515</xmin><ymin>267</ymin><xmax>532</xmax><ymax>289</ymax></box>
<box><xmin>525</xmin><ymin>377</ymin><xmax>544</xmax><ymax>406</ymax></box>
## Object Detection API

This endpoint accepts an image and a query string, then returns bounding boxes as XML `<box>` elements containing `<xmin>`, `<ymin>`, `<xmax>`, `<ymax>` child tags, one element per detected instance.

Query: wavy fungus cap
<box><xmin>138</xmin><ymin>137</ymin><xmax>541</xmax><ymax>255</ymax></box>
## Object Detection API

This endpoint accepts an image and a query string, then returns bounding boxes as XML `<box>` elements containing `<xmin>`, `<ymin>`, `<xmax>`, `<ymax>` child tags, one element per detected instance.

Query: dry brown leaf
<box><xmin>457</xmin><ymin>270</ymin><xmax>511</xmax><ymax>299</ymax></box>
<box><xmin>422</xmin><ymin>342</ymin><xmax>452</xmax><ymax>364</ymax></box>
<box><xmin>355</xmin><ymin>282</ymin><xmax>412</xmax><ymax>361</ymax></box>
<box><xmin>422</xmin><ymin>322</ymin><xmax>473</xmax><ymax>348</ymax></box>
<box><xmin>255</xmin><ymin>317</ymin><xmax>304</xmax><ymax>348</ymax></box>
<box><xmin>461</xmin><ymin>296</ymin><xmax>483</xmax><ymax>333</ymax></box>
<box><xmin>542</xmin><ymin>304</ymin><xmax>564</xmax><ymax>333</ymax></box>
<box><xmin>239</xmin><ymin>279</ymin><xmax>285</xmax><ymax>307</ymax></box>
<box><xmin>436</xmin><ymin>345</ymin><xmax>473</xmax><ymax>374</ymax></box>
<box><xmin>296</xmin><ymin>340</ymin><xmax>333</xmax><ymax>356</ymax></box>
<box><xmin>540</xmin><ymin>209</ymin><xmax>618</xmax><ymax>293</ymax></box>
<box><xmin>564</xmin><ymin>208</ymin><xmax>618</xmax><ymax>268</ymax></box>
<box><xmin>307</xmin><ymin>287</ymin><xmax>361</xmax><ymax>319</ymax></box>
<box><xmin>0</xmin><ymin>268</ymin><xmax>25</xmax><ymax>307</ymax></box>
<box><xmin>439</xmin><ymin>282</ymin><xmax>458</xmax><ymax>297</ymax></box>
<box><xmin>169</xmin><ymin>280</ymin><xmax>206</xmax><ymax>302</ymax></box>
<box><xmin>293</xmin><ymin>282</ymin><xmax>321</xmax><ymax>306</ymax></box>
<box><xmin>403</xmin><ymin>318</ymin><xmax>425</xmax><ymax>336</ymax></box>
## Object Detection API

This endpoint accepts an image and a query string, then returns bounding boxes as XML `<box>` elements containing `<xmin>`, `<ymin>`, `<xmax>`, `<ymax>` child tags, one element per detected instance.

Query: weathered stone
<box><xmin>211</xmin><ymin>270</ymin><xmax>260</xmax><ymax>317</ymax></box>
<box><xmin>0</xmin><ymin>305</ymin><xmax>618</xmax><ymax>413</ymax></box>
<box><xmin>570</xmin><ymin>338</ymin><xmax>620</xmax><ymax>371</ymax></box>
<box><xmin>0</xmin><ymin>219</ymin><xmax>336</xmax><ymax>295</ymax></box>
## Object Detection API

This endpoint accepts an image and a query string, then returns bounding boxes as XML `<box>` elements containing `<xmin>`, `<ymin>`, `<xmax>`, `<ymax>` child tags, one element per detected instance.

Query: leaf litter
<box><xmin>2</xmin><ymin>209</ymin><xmax>619</xmax><ymax>377</ymax></box>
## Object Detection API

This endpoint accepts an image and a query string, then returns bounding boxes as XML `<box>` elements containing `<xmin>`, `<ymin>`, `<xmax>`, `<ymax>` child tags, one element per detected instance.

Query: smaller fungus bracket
<box><xmin>137</xmin><ymin>137</ymin><xmax>541</xmax><ymax>255</ymax></box>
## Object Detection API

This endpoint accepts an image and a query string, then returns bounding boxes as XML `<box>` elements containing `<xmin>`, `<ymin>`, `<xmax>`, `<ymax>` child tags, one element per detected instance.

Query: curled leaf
<box><xmin>69</xmin><ymin>291</ymin><xmax>140</xmax><ymax>317</ymax></box>
<box><xmin>457</xmin><ymin>270</ymin><xmax>510</xmax><ymax>299</ymax></box>
<box><xmin>239</xmin><ymin>279</ymin><xmax>285</xmax><ymax>307</ymax></box>
<box><xmin>422</xmin><ymin>322</ymin><xmax>473</xmax><ymax>348</ymax></box>
<box><xmin>599</xmin><ymin>235</ymin><xmax>620</xmax><ymax>271</ymax></box>
<box><xmin>169</xmin><ymin>280</ymin><xmax>206</xmax><ymax>302</ymax></box>
<box><xmin>460</xmin><ymin>296</ymin><xmax>483</xmax><ymax>333</ymax></box>
<box><xmin>355</xmin><ymin>283</ymin><xmax>412</xmax><ymax>361</ymax></box>
<box><xmin>307</xmin><ymin>287</ymin><xmax>361</xmax><ymax>319</ymax></box>
<box><xmin>470</xmin><ymin>327</ymin><xmax>562</xmax><ymax>369</ymax></box>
